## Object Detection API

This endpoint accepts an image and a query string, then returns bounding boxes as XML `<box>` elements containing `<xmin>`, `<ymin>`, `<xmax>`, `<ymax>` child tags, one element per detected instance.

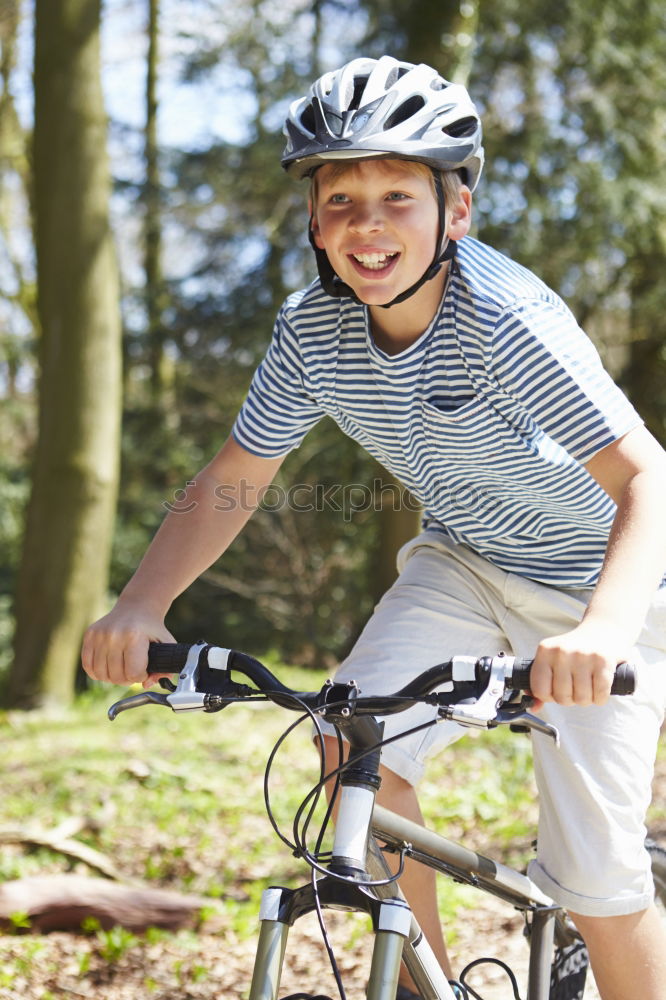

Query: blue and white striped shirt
<box><xmin>233</xmin><ymin>236</ymin><xmax>642</xmax><ymax>588</ymax></box>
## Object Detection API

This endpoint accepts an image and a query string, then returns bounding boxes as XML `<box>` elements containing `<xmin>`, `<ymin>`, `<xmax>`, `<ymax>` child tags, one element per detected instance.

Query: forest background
<box><xmin>1</xmin><ymin>0</ymin><xmax>666</xmax><ymax>708</ymax></box>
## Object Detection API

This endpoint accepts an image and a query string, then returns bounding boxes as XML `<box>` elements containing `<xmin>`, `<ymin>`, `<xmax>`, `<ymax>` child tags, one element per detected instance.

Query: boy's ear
<box><xmin>447</xmin><ymin>186</ymin><xmax>473</xmax><ymax>242</ymax></box>
<box><xmin>309</xmin><ymin>202</ymin><xmax>325</xmax><ymax>250</ymax></box>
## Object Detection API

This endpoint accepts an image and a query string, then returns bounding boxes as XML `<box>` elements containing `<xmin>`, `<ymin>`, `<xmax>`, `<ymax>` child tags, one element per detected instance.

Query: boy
<box><xmin>83</xmin><ymin>57</ymin><xmax>666</xmax><ymax>999</ymax></box>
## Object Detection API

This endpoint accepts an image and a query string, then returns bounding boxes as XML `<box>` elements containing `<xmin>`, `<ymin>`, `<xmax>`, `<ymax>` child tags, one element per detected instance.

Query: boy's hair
<box><xmin>310</xmin><ymin>159</ymin><xmax>465</xmax><ymax>209</ymax></box>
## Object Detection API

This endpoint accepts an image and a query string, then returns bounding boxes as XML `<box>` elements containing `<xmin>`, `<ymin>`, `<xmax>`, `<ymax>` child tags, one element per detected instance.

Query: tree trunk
<box><xmin>145</xmin><ymin>0</ymin><xmax>169</xmax><ymax>407</ymax></box>
<box><xmin>8</xmin><ymin>0</ymin><xmax>122</xmax><ymax>708</ymax></box>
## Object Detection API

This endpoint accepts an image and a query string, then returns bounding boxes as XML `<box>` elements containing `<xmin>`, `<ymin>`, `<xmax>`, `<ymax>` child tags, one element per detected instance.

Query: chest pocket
<box><xmin>421</xmin><ymin>392</ymin><xmax>537</xmax><ymax>468</ymax></box>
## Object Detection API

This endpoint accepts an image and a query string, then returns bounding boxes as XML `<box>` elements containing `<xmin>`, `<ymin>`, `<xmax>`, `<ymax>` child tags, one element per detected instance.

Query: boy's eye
<box><xmin>386</xmin><ymin>191</ymin><xmax>409</xmax><ymax>201</ymax></box>
<box><xmin>329</xmin><ymin>193</ymin><xmax>350</xmax><ymax>204</ymax></box>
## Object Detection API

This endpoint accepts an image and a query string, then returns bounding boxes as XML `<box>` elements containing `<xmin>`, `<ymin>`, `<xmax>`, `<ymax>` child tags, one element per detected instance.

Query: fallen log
<box><xmin>0</xmin><ymin>873</ymin><xmax>225</xmax><ymax>933</ymax></box>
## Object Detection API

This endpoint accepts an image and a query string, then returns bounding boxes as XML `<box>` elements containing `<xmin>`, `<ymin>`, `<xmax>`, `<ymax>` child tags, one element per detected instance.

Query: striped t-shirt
<box><xmin>232</xmin><ymin>236</ymin><xmax>642</xmax><ymax>588</ymax></box>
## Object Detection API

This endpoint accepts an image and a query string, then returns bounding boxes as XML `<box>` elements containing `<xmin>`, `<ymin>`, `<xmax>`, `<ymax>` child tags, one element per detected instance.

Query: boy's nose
<box><xmin>349</xmin><ymin>203</ymin><xmax>384</xmax><ymax>233</ymax></box>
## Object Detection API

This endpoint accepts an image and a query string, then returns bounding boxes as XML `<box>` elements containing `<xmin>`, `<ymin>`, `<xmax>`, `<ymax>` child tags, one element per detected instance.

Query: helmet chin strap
<box><xmin>309</xmin><ymin>168</ymin><xmax>455</xmax><ymax>308</ymax></box>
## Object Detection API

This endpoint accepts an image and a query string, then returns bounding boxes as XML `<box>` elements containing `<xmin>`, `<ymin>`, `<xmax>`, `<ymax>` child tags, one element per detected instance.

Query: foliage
<box><xmin>0</xmin><ymin>443</ymin><xmax>31</xmax><ymax>682</ymax></box>
<box><xmin>110</xmin><ymin>0</ymin><xmax>390</xmax><ymax>664</ymax></box>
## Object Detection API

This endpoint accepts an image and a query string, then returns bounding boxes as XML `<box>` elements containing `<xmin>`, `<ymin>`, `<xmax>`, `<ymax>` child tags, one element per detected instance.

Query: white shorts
<box><xmin>318</xmin><ymin>529</ymin><xmax>666</xmax><ymax>917</ymax></box>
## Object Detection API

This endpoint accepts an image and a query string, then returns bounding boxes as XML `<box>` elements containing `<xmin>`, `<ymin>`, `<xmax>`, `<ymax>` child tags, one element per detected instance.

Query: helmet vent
<box><xmin>299</xmin><ymin>102</ymin><xmax>317</xmax><ymax>137</ymax></box>
<box><xmin>383</xmin><ymin>96</ymin><xmax>425</xmax><ymax>130</ymax></box>
<box><xmin>384</xmin><ymin>67</ymin><xmax>400</xmax><ymax>88</ymax></box>
<box><xmin>349</xmin><ymin>77</ymin><xmax>368</xmax><ymax>110</ymax></box>
<box><xmin>442</xmin><ymin>116</ymin><xmax>478</xmax><ymax>138</ymax></box>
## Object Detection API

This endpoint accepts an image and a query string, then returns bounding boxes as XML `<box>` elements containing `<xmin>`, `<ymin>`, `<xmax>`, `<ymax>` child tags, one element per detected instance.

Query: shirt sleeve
<box><xmin>491</xmin><ymin>297</ymin><xmax>642</xmax><ymax>463</ymax></box>
<box><xmin>232</xmin><ymin>305</ymin><xmax>323</xmax><ymax>458</ymax></box>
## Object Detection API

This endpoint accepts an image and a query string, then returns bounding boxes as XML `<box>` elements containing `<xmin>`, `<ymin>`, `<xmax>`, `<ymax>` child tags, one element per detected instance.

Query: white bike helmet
<box><xmin>282</xmin><ymin>55</ymin><xmax>484</xmax><ymax>191</ymax></box>
<box><xmin>282</xmin><ymin>56</ymin><xmax>483</xmax><ymax>307</ymax></box>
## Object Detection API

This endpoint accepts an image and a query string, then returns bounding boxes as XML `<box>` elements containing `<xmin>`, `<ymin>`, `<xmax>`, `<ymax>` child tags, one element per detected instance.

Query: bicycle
<box><xmin>108</xmin><ymin>642</ymin><xmax>666</xmax><ymax>1000</ymax></box>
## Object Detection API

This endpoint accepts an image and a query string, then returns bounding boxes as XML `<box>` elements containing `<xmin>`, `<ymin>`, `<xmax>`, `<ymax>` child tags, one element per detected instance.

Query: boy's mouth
<box><xmin>350</xmin><ymin>251</ymin><xmax>399</xmax><ymax>273</ymax></box>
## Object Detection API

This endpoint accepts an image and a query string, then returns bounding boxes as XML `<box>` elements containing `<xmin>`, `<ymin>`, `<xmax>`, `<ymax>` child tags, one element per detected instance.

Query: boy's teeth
<box><xmin>353</xmin><ymin>251</ymin><xmax>396</xmax><ymax>270</ymax></box>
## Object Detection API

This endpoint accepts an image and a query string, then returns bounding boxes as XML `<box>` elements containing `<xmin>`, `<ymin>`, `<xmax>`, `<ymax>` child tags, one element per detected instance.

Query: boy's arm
<box><xmin>531</xmin><ymin>424</ymin><xmax>666</xmax><ymax>706</ymax></box>
<box><xmin>81</xmin><ymin>436</ymin><xmax>285</xmax><ymax>686</ymax></box>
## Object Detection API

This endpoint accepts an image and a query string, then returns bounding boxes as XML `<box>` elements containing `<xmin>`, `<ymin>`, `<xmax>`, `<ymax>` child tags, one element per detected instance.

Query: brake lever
<box><xmin>439</xmin><ymin>655</ymin><xmax>506</xmax><ymax>728</ymax></box>
<box><xmin>490</xmin><ymin>704</ymin><xmax>560</xmax><ymax>746</ymax></box>
<box><xmin>436</xmin><ymin>656</ymin><xmax>561</xmax><ymax>746</ymax></box>
<box><xmin>108</xmin><ymin>690</ymin><xmax>172</xmax><ymax>720</ymax></box>
<box><xmin>108</xmin><ymin>642</ymin><xmax>210</xmax><ymax>721</ymax></box>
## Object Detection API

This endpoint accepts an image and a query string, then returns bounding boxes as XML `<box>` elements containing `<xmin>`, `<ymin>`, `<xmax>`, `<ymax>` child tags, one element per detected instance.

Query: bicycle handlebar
<box><xmin>106</xmin><ymin>642</ymin><xmax>636</xmax><ymax>746</ymax></box>
<box><xmin>144</xmin><ymin>640</ymin><xmax>635</xmax><ymax>698</ymax></box>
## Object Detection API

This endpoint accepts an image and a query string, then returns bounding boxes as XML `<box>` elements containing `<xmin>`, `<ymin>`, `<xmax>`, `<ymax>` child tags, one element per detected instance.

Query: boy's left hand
<box><xmin>530</xmin><ymin>620</ymin><xmax>631</xmax><ymax>708</ymax></box>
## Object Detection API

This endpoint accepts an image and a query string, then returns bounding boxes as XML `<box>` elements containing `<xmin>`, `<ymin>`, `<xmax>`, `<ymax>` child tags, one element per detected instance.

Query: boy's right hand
<box><xmin>81</xmin><ymin>605</ymin><xmax>175</xmax><ymax>687</ymax></box>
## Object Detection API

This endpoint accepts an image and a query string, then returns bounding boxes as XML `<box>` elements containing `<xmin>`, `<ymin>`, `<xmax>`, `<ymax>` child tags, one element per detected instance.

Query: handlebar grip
<box><xmin>147</xmin><ymin>642</ymin><xmax>193</xmax><ymax>674</ymax></box>
<box><xmin>509</xmin><ymin>658</ymin><xmax>636</xmax><ymax>695</ymax></box>
<box><xmin>609</xmin><ymin>661</ymin><xmax>636</xmax><ymax>695</ymax></box>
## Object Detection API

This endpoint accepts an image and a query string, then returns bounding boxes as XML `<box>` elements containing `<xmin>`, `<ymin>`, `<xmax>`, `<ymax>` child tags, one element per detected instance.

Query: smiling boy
<box><xmin>83</xmin><ymin>57</ymin><xmax>666</xmax><ymax>999</ymax></box>
<box><xmin>309</xmin><ymin>159</ymin><xmax>471</xmax><ymax>354</ymax></box>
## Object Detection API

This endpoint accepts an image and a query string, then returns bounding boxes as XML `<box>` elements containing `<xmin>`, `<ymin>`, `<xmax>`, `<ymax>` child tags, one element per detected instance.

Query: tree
<box><xmin>7</xmin><ymin>0</ymin><xmax>122</xmax><ymax>707</ymax></box>
<box><xmin>143</xmin><ymin>0</ymin><xmax>172</xmax><ymax>410</ymax></box>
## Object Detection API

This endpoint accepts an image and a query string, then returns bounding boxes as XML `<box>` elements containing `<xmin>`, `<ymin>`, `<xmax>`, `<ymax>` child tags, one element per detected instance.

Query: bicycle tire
<box><xmin>647</xmin><ymin>838</ymin><xmax>666</xmax><ymax>915</ymax></box>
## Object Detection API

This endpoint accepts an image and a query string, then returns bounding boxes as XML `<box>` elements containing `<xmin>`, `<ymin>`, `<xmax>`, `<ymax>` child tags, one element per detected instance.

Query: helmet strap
<box><xmin>308</xmin><ymin>168</ymin><xmax>455</xmax><ymax>309</ymax></box>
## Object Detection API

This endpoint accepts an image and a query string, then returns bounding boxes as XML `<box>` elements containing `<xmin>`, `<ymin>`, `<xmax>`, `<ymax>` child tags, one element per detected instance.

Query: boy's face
<box><xmin>310</xmin><ymin>159</ymin><xmax>462</xmax><ymax>309</ymax></box>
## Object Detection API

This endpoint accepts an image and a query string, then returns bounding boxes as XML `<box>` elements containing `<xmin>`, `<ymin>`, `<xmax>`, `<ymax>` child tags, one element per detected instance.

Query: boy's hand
<box><xmin>81</xmin><ymin>605</ymin><xmax>175</xmax><ymax>687</ymax></box>
<box><xmin>530</xmin><ymin>620</ymin><xmax>631</xmax><ymax>708</ymax></box>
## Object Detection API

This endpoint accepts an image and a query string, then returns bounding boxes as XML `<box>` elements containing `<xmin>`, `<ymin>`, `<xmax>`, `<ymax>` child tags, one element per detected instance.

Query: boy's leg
<box><xmin>569</xmin><ymin>907</ymin><xmax>666</xmax><ymax>1000</ymax></box>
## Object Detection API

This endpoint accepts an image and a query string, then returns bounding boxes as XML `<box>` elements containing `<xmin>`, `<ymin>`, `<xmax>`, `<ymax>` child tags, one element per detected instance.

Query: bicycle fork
<box><xmin>248</xmin><ymin>880</ymin><xmax>413</xmax><ymax>1000</ymax></box>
